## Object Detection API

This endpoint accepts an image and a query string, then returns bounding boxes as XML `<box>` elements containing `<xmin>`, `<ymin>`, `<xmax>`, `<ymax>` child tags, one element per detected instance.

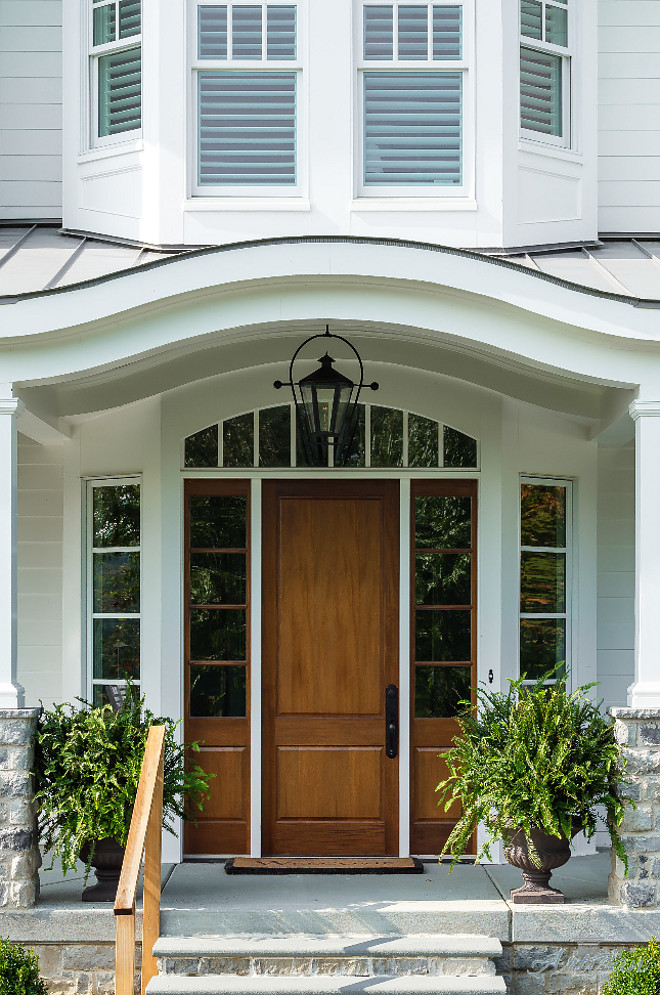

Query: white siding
<box><xmin>598</xmin><ymin>1</ymin><xmax>660</xmax><ymax>232</ymax></box>
<box><xmin>16</xmin><ymin>435</ymin><xmax>64</xmax><ymax>708</ymax></box>
<box><xmin>0</xmin><ymin>0</ymin><xmax>62</xmax><ymax>220</ymax></box>
<box><xmin>597</xmin><ymin>443</ymin><xmax>634</xmax><ymax>713</ymax></box>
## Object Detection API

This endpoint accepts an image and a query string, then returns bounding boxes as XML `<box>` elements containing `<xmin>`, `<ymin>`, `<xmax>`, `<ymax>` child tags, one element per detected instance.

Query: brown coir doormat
<box><xmin>225</xmin><ymin>857</ymin><xmax>424</xmax><ymax>875</ymax></box>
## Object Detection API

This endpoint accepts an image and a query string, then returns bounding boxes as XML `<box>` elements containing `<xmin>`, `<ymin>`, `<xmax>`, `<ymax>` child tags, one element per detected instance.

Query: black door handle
<box><xmin>385</xmin><ymin>684</ymin><xmax>398</xmax><ymax>759</ymax></box>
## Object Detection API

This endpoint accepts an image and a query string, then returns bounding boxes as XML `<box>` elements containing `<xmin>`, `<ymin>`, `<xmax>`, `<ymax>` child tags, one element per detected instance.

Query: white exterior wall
<box><xmin>0</xmin><ymin>0</ymin><xmax>62</xmax><ymax>220</ymax></box>
<box><xmin>597</xmin><ymin>443</ymin><xmax>635</xmax><ymax>712</ymax></box>
<box><xmin>598</xmin><ymin>0</ymin><xmax>660</xmax><ymax>233</ymax></box>
<box><xmin>16</xmin><ymin>434</ymin><xmax>64</xmax><ymax>708</ymax></box>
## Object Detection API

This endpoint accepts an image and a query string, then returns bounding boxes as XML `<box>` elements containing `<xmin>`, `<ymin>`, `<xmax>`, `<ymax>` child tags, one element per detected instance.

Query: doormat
<box><xmin>225</xmin><ymin>857</ymin><xmax>424</xmax><ymax>875</ymax></box>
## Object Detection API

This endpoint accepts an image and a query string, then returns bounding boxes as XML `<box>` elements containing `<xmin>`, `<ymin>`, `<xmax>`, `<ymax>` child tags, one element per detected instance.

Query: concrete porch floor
<box><xmin>5</xmin><ymin>849</ymin><xmax>660</xmax><ymax>946</ymax></box>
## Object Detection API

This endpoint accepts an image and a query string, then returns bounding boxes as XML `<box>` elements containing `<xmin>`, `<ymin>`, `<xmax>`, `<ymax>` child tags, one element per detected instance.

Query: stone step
<box><xmin>148</xmin><ymin>976</ymin><xmax>507</xmax><ymax>995</ymax></box>
<box><xmin>154</xmin><ymin>934</ymin><xmax>502</xmax><ymax>978</ymax></box>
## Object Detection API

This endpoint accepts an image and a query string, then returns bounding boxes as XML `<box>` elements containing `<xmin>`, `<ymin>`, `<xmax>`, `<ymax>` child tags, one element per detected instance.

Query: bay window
<box><xmin>90</xmin><ymin>0</ymin><xmax>141</xmax><ymax>144</ymax></box>
<box><xmin>358</xmin><ymin>1</ymin><xmax>468</xmax><ymax>196</ymax></box>
<box><xmin>520</xmin><ymin>0</ymin><xmax>571</xmax><ymax>146</ymax></box>
<box><xmin>192</xmin><ymin>3</ymin><xmax>300</xmax><ymax>194</ymax></box>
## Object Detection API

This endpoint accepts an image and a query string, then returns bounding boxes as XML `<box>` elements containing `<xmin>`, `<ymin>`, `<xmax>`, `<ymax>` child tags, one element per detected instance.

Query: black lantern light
<box><xmin>274</xmin><ymin>326</ymin><xmax>379</xmax><ymax>466</ymax></box>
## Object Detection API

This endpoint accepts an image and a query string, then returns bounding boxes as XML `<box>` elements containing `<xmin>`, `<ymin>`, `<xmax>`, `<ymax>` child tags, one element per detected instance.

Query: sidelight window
<box><xmin>192</xmin><ymin>2</ymin><xmax>300</xmax><ymax>193</ymax></box>
<box><xmin>520</xmin><ymin>0</ymin><xmax>571</xmax><ymax>145</ymax></box>
<box><xmin>87</xmin><ymin>479</ymin><xmax>141</xmax><ymax>706</ymax></box>
<box><xmin>519</xmin><ymin>477</ymin><xmax>572</xmax><ymax>681</ymax></box>
<box><xmin>90</xmin><ymin>0</ymin><xmax>141</xmax><ymax>144</ymax></box>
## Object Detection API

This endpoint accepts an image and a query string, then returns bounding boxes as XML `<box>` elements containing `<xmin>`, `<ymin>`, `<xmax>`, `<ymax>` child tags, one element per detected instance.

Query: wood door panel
<box><xmin>277</xmin><ymin>497</ymin><xmax>383</xmax><ymax>716</ymax></box>
<box><xmin>197</xmin><ymin>747</ymin><xmax>249</xmax><ymax>820</ymax></box>
<box><xmin>276</xmin><ymin>747</ymin><xmax>383</xmax><ymax>819</ymax></box>
<box><xmin>263</xmin><ymin>480</ymin><xmax>399</xmax><ymax>857</ymax></box>
<box><xmin>412</xmin><ymin>748</ymin><xmax>461</xmax><ymax>821</ymax></box>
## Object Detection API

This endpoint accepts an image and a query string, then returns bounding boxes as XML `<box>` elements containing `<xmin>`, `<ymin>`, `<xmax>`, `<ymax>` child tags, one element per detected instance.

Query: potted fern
<box><xmin>33</xmin><ymin>683</ymin><xmax>211</xmax><ymax>902</ymax></box>
<box><xmin>436</xmin><ymin>671</ymin><xmax>629</xmax><ymax>903</ymax></box>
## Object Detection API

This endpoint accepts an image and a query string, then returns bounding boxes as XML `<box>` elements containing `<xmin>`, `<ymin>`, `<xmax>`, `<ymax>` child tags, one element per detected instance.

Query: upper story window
<box><xmin>358</xmin><ymin>2</ymin><xmax>468</xmax><ymax>195</ymax></box>
<box><xmin>90</xmin><ymin>0</ymin><xmax>141</xmax><ymax>145</ymax></box>
<box><xmin>520</xmin><ymin>0</ymin><xmax>571</xmax><ymax>147</ymax></box>
<box><xmin>192</xmin><ymin>3</ymin><xmax>300</xmax><ymax>194</ymax></box>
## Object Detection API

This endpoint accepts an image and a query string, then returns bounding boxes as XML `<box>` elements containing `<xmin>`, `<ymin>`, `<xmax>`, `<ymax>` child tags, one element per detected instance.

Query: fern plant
<box><xmin>436</xmin><ymin>671</ymin><xmax>630</xmax><ymax>868</ymax></box>
<box><xmin>0</xmin><ymin>937</ymin><xmax>47</xmax><ymax>995</ymax></box>
<box><xmin>33</xmin><ymin>682</ymin><xmax>212</xmax><ymax>879</ymax></box>
<box><xmin>602</xmin><ymin>937</ymin><xmax>660</xmax><ymax>995</ymax></box>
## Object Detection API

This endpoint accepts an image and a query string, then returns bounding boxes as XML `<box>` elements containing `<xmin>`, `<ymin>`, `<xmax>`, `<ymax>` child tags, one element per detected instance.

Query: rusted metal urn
<box><xmin>503</xmin><ymin>823</ymin><xmax>576</xmax><ymax>904</ymax></box>
<box><xmin>79</xmin><ymin>838</ymin><xmax>125</xmax><ymax>902</ymax></box>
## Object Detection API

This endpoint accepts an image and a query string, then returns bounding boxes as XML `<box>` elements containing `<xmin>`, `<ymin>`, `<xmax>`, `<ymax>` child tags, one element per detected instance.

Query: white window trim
<box><xmin>519</xmin><ymin>0</ymin><xmax>573</xmax><ymax>151</ymax></box>
<box><xmin>189</xmin><ymin>0</ymin><xmax>307</xmax><ymax>199</ymax></box>
<box><xmin>355</xmin><ymin>0</ymin><xmax>474</xmax><ymax>201</ymax></box>
<box><xmin>88</xmin><ymin>0</ymin><xmax>142</xmax><ymax>150</ymax></box>
<box><xmin>519</xmin><ymin>475</ymin><xmax>574</xmax><ymax>687</ymax></box>
<box><xmin>86</xmin><ymin>476</ymin><xmax>142</xmax><ymax>705</ymax></box>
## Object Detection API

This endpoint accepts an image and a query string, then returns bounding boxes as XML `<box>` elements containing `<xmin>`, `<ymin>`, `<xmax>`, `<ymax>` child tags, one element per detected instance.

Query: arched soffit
<box><xmin>2</xmin><ymin>240</ymin><xmax>660</xmax><ymax>391</ymax></box>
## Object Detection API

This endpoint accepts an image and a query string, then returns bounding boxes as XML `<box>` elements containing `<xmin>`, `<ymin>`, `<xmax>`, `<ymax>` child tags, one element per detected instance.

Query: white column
<box><xmin>0</xmin><ymin>398</ymin><xmax>25</xmax><ymax>707</ymax></box>
<box><xmin>629</xmin><ymin>400</ymin><xmax>660</xmax><ymax>707</ymax></box>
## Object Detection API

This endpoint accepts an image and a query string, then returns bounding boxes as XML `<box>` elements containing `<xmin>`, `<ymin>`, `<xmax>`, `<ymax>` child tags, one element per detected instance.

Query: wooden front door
<box><xmin>262</xmin><ymin>480</ymin><xmax>399</xmax><ymax>856</ymax></box>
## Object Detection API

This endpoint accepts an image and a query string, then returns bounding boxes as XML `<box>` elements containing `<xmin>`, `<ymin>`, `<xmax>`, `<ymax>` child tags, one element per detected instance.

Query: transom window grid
<box><xmin>183</xmin><ymin>403</ymin><xmax>479</xmax><ymax>470</ymax></box>
<box><xmin>86</xmin><ymin>478</ymin><xmax>141</xmax><ymax>708</ymax></box>
<box><xmin>519</xmin><ymin>477</ymin><xmax>573</xmax><ymax>685</ymax></box>
<box><xmin>191</xmin><ymin>1</ymin><xmax>301</xmax><ymax>195</ymax></box>
<box><xmin>357</xmin><ymin>1</ymin><xmax>470</xmax><ymax>197</ymax></box>
<box><xmin>89</xmin><ymin>0</ymin><xmax>141</xmax><ymax>147</ymax></box>
<box><xmin>520</xmin><ymin>0</ymin><xmax>571</xmax><ymax>147</ymax></box>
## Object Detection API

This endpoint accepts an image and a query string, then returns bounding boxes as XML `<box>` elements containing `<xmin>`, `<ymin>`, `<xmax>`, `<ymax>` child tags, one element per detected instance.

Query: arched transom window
<box><xmin>184</xmin><ymin>403</ymin><xmax>478</xmax><ymax>469</ymax></box>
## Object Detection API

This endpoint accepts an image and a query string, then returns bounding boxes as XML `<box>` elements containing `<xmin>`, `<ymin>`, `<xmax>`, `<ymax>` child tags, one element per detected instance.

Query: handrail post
<box><xmin>141</xmin><ymin>741</ymin><xmax>164</xmax><ymax>993</ymax></box>
<box><xmin>116</xmin><ymin>905</ymin><xmax>136</xmax><ymax>995</ymax></box>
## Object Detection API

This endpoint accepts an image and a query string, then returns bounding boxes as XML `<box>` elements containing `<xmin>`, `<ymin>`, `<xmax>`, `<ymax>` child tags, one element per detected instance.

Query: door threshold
<box><xmin>225</xmin><ymin>857</ymin><xmax>424</xmax><ymax>874</ymax></box>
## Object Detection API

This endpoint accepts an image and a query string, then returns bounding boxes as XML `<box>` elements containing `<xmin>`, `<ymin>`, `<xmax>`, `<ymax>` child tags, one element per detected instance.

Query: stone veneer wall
<box><xmin>0</xmin><ymin>707</ymin><xmax>41</xmax><ymax>908</ymax></box>
<box><xmin>609</xmin><ymin>707</ymin><xmax>660</xmax><ymax>907</ymax></box>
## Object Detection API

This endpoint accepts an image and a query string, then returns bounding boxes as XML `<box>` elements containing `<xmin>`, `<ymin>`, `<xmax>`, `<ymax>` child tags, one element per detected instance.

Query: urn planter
<box><xmin>503</xmin><ymin>823</ymin><xmax>577</xmax><ymax>904</ymax></box>
<box><xmin>79</xmin><ymin>838</ymin><xmax>125</xmax><ymax>902</ymax></box>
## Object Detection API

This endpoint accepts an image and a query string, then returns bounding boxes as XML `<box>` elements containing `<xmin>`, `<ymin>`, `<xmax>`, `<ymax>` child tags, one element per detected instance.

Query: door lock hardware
<box><xmin>385</xmin><ymin>684</ymin><xmax>399</xmax><ymax>759</ymax></box>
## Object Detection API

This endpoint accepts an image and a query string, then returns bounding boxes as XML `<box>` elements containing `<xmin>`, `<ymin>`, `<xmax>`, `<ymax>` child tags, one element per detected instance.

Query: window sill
<box><xmin>184</xmin><ymin>198</ymin><xmax>311</xmax><ymax>212</ymax></box>
<box><xmin>518</xmin><ymin>140</ymin><xmax>583</xmax><ymax>164</ymax></box>
<box><xmin>78</xmin><ymin>141</ymin><xmax>144</xmax><ymax>165</ymax></box>
<box><xmin>351</xmin><ymin>198</ymin><xmax>477</xmax><ymax>212</ymax></box>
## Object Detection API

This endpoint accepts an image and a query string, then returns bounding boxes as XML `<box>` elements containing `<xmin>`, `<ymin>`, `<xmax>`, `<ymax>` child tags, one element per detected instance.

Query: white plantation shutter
<box><xmin>363</xmin><ymin>71</ymin><xmax>462</xmax><ymax>186</ymax></box>
<box><xmin>432</xmin><ymin>6</ymin><xmax>461</xmax><ymax>59</ymax></box>
<box><xmin>232</xmin><ymin>5</ymin><xmax>263</xmax><ymax>58</ymax></box>
<box><xmin>98</xmin><ymin>47</ymin><xmax>141</xmax><ymax>137</ymax></box>
<box><xmin>199</xmin><ymin>6</ymin><xmax>228</xmax><ymax>58</ymax></box>
<box><xmin>266</xmin><ymin>5</ymin><xmax>296</xmax><ymax>59</ymax></box>
<box><xmin>363</xmin><ymin>5</ymin><xmax>394</xmax><ymax>60</ymax></box>
<box><xmin>198</xmin><ymin>71</ymin><xmax>297</xmax><ymax>185</ymax></box>
<box><xmin>118</xmin><ymin>0</ymin><xmax>140</xmax><ymax>37</ymax></box>
<box><xmin>520</xmin><ymin>45</ymin><xmax>562</xmax><ymax>137</ymax></box>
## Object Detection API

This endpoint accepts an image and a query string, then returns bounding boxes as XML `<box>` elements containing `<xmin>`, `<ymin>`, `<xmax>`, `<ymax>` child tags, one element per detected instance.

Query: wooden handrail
<box><xmin>114</xmin><ymin>723</ymin><xmax>166</xmax><ymax>995</ymax></box>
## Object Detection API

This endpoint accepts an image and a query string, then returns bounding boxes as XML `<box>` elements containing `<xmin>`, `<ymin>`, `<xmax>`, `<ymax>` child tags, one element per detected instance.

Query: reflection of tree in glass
<box><xmin>259</xmin><ymin>406</ymin><xmax>291</xmax><ymax>467</ymax></box>
<box><xmin>94</xmin><ymin>618</ymin><xmax>140</xmax><ymax>680</ymax></box>
<box><xmin>415</xmin><ymin>666</ymin><xmax>471</xmax><ymax>717</ymax></box>
<box><xmin>415</xmin><ymin>610</ymin><xmax>471</xmax><ymax>662</ymax></box>
<box><xmin>190</xmin><ymin>609</ymin><xmax>247</xmax><ymax>661</ymax></box>
<box><xmin>184</xmin><ymin>426</ymin><xmax>218</xmax><ymax>468</ymax></box>
<box><xmin>520</xmin><ymin>618</ymin><xmax>566</xmax><ymax>679</ymax></box>
<box><xmin>94</xmin><ymin>552</ymin><xmax>140</xmax><ymax>612</ymax></box>
<box><xmin>520</xmin><ymin>551</ymin><xmax>565</xmax><ymax>613</ymax></box>
<box><xmin>340</xmin><ymin>404</ymin><xmax>366</xmax><ymax>467</ymax></box>
<box><xmin>190</xmin><ymin>553</ymin><xmax>246</xmax><ymax>605</ymax></box>
<box><xmin>521</xmin><ymin>484</ymin><xmax>566</xmax><ymax>547</ymax></box>
<box><xmin>93</xmin><ymin>485</ymin><xmax>140</xmax><ymax>547</ymax></box>
<box><xmin>371</xmin><ymin>407</ymin><xmax>403</xmax><ymax>467</ymax></box>
<box><xmin>415</xmin><ymin>496</ymin><xmax>471</xmax><ymax>549</ymax></box>
<box><xmin>189</xmin><ymin>496</ymin><xmax>247</xmax><ymax>549</ymax></box>
<box><xmin>190</xmin><ymin>665</ymin><xmax>246</xmax><ymax>716</ymax></box>
<box><xmin>443</xmin><ymin>427</ymin><xmax>477</xmax><ymax>468</ymax></box>
<box><xmin>409</xmin><ymin>414</ymin><xmax>439</xmax><ymax>468</ymax></box>
<box><xmin>415</xmin><ymin>553</ymin><xmax>471</xmax><ymax>605</ymax></box>
<box><xmin>223</xmin><ymin>413</ymin><xmax>254</xmax><ymax>468</ymax></box>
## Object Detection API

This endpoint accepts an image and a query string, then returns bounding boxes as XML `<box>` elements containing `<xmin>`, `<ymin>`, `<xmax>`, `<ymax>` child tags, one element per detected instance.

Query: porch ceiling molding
<box><xmin>0</xmin><ymin>239</ymin><xmax>658</xmax><ymax>408</ymax></box>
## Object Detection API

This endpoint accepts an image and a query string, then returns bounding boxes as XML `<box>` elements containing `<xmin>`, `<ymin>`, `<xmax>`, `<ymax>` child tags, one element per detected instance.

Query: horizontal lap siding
<box><xmin>597</xmin><ymin>445</ymin><xmax>634</xmax><ymax>714</ymax></box>
<box><xmin>16</xmin><ymin>436</ymin><xmax>64</xmax><ymax>708</ymax></box>
<box><xmin>598</xmin><ymin>1</ymin><xmax>660</xmax><ymax>231</ymax></box>
<box><xmin>0</xmin><ymin>1</ymin><xmax>62</xmax><ymax>220</ymax></box>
